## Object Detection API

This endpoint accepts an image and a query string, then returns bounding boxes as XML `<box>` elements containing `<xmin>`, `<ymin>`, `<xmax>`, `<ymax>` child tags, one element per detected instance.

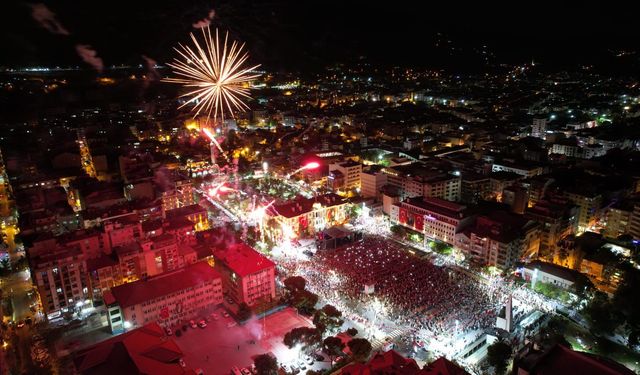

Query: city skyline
<box><xmin>1</xmin><ymin>1</ymin><xmax>639</xmax><ymax>71</ymax></box>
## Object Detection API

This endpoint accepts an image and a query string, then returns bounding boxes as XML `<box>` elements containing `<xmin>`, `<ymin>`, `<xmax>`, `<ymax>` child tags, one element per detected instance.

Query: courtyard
<box><xmin>177</xmin><ymin>306</ymin><xmax>332</xmax><ymax>374</ymax></box>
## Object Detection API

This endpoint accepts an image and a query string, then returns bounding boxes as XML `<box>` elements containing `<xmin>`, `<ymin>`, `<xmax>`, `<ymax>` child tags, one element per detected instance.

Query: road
<box><xmin>1</xmin><ymin>269</ymin><xmax>36</xmax><ymax>322</ymax></box>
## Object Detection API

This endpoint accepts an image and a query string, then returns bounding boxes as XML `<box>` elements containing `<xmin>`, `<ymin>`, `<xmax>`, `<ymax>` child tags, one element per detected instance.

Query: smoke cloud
<box><xmin>192</xmin><ymin>10</ymin><xmax>215</xmax><ymax>29</ymax></box>
<box><xmin>75</xmin><ymin>44</ymin><xmax>104</xmax><ymax>72</ymax></box>
<box><xmin>142</xmin><ymin>55</ymin><xmax>160</xmax><ymax>80</ymax></box>
<box><xmin>29</xmin><ymin>3</ymin><xmax>70</xmax><ymax>36</ymax></box>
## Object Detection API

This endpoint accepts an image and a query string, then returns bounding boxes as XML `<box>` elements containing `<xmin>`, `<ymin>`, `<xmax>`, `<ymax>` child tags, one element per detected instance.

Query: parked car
<box><xmin>198</xmin><ymin>320</ymin><xmax>207</xmax><ymax>328</ymax></box>
<box><xmin>189</xmin><ymin>320</ymin><xmax>197</xmax><ymax>329</ymax></box>
<box><xmin>165</xmin><ymin>327</ymin><xmax>173</xmax><ymax>336</ymax></box>
<box><xmin>240</xmin><ymin>368</ymin><xmax>251</xmax><ymax>375</ymax></box>
<box><xmin>226</xmin><ymin>321</ymin><xmax>237</xmax><ymax>328</ymax></box>
<box><xmin>222</xmin><ymin>311</ymin><xmax>230</xmax><ymax>318</ymax></box>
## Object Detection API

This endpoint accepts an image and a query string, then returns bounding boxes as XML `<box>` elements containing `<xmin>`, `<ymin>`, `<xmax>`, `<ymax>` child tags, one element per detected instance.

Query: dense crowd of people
<box><xmin>316</xmin><ymin>238</ymin><xmax>502</xmax><ymax>335</ymax></box>
<box><xmin>276</xmin><ymin>236</ymin><xmax>517</xmax><ymax>349</ymax></box>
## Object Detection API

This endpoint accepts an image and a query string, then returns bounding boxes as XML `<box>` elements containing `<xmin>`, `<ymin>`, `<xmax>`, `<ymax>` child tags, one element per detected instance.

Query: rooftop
<box><xmin>268</xmin><ymin>193</ymin><xmax>345</xmax><ymax>218</ymax></box>
<box><xmin>108</xmin><ymin>261</ymin><xmax>220</xmax><ymax>308</ymax></box>
<box><xmin>73</xmin><ymin>322</ymin><xmax>190</xmax><ymax>375</ymax></box>
<box><xmin>214</xmin><ymin>243</ymin><xmax>275</xmax><ymax>277</ymax></box>
<box><xmin>524</xmin><ymin>260</ymin><xmax>584</xmax><ymax>283</ymax></box>
<box><xmin>165</xmin><ymin>204</ymin><xmax>206</xmax><ymax>219</ymax></box>
<box><xmin>516</xmin><ymin>344</ymin><xmax>634</xmax><ymax>375</ymax></box>
<box><xmin>402</xmin><ymin>196</ymin><xmax>468</xmax><ymax>218</ymax></box>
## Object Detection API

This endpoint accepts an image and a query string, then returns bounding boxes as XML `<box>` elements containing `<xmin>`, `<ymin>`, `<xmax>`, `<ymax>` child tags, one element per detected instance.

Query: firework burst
<box><xmin>164</xmin><ymin>26</ymin><xmax>260</xmax><ymax>122</ymax></box>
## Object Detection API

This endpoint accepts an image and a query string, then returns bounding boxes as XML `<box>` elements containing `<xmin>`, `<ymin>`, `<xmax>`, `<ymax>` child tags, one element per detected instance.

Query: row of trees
<box><xmin>583</xmin><ymin>265</ymin><xmax>640</xmax><ymax>347</ymax></box>
<box><xmin>254</xmin><ymin>277</ymin><xmax>374</xmax><ymax>373</ymax></box>
<box><xmin>283</xmin><ymin>276</ymin><xmax>319</xmax><ymax>315</ymax></box>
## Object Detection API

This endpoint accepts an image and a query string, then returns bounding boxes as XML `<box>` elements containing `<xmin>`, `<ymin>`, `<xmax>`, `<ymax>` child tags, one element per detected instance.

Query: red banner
<box><xmin>415</xmin><ymin>214</ymin><xmax>424</xmax><ymax>231</ymax></box>
<box><xmin>299</xmin><ymin>215</ymin><xmax>308</xmax><ymax>230</ymax></box>
<box><xmin>399</xmin><ymin>208</ymin><xmax>407</xmax><ymax>224</ymax></box>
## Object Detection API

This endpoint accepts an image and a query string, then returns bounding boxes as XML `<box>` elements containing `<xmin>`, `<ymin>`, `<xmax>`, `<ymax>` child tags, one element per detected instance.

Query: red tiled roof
<box><xmin>341</xmin><ymin>350</ymin><xmax>420</xmax><ymax>375</ymax></box>
<box><xmin>73</xmin><ymin>323</ymin><xmax>191</xmax><ymax>375</ymax></box>
<box><xmin>109</xmin><ymin>261</ymin><xmax>220</xmax><ymax>308</ymax></box>
<box><xmin>267</xmin><ymin>193</ymin><xmax>345</xmax><ymax>218</ymax></box>
<box><xmin>214</xmin><ymin>243</ymin><xmax>275</xmax><ymax>277</ymax></box>
<box><xmin>422</xmin><ymin>357</ymin><xmax>469</xmax><ymax>375</ymax></box>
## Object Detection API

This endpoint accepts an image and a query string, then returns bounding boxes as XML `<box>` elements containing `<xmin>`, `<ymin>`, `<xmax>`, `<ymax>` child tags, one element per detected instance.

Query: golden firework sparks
<box><xmin>164</xmin><ymin>26</ymin><xmax>260</xmax><ymax>122</ymax></box>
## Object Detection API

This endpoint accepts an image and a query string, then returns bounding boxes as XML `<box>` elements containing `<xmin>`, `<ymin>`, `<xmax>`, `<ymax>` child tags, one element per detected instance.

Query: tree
<box><xmin>486</xmin><ymin>339</ymin><xmax>512</xmax><ymax>375</ymax></box>
<box><xmin>291</xmin><ymin>289</ymin><xmax>318</xmax><ymax>315</ymax></box>
<box><xmin>283</xmin><ymin>327</ymin><xmax>321</xmax><ymax>349</ymax></box>
<box><xmin>313</xmin><ymin>304</ymin><xmax>343</xmax><ymax>334</ymax></box>
<box><xmin>390</xmin><ymin>225</ymin><xmax>405</xmax><ymax>237</ymax></box>
<box><xmin>284</xmin><ymin>276</ymin><xmax>307</xmax><ymax>294</ymax></box>
<box><xmin>612</xmin><ymin>267</ymin><xmax>640</xmax><ymax>345</ymax></box>
<box><xmin>347</xmin><ymin>327</ymin><xmax>358</xmax><ymax>337</ymax></box>
<box><xmin>237</xmin><ymin>302</ymin><xmax>252</xmax><ymax>321</ymax></box>
<box><xmin>254</xmin><ymin>353</ymin><xmax>278</xmax><ymax>375</ymax></box>
<box><xmin>323</xmin><ymin>336</ymin><xmax>345</xmax><ymax>364</ymax></box>
<box><xmin>583</xmin><ymin>291</ymin><xmax>618</xmax><ymax>336</ymax></box>
<box><xmin>348</xmin><ymin>338</ymin><xmax>372</xmax><ymax>362</ymax></box>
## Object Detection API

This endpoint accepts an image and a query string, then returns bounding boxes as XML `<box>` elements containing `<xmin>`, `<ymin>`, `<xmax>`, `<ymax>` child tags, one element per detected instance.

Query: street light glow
<box><xmin>303</xmin><ymin>161</ymin><xmax>320</xmax><ymax>170</ymax></box>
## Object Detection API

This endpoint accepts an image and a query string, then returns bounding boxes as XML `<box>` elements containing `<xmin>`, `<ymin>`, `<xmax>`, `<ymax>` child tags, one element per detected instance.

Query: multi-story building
<box><xmin>141</xmin><ymin>233</ymin><xmax>181</xmax><ymax>275</ymax></box>
<box><xmin>360</xmin><ymin>167</ymin><xmax>387</xmax><ymax>200</ymax></box>
<box><xmin>165</xmin><ymin>204</ymin><xmax>209</xmax><ymax>232</ymax></box>
<box><xmin>602</xmin><ymin>197</ymin><xmax>640</xmax><ymax>239</ymax></box>
<box><xmin>531</xmin><ymin>118</ymin><xmax>547</xmax><ymax>138</ymax></box>
<box><xmin>563</xmin><ymin>190</ymin><xmax>602</xmax><ymax>233</ymax></box>
<box><xmin>502</xmin><ymin>185</ymin><xmax>529</xmax><ymax>214</ymax></box>
<box><xmin>32</xmin><ymin>246</ymin><xmax>91</xmax><ymax>320</ymax></box>
<box><xmin>521</xmin><ymin>176</ymin><xmax>554</xmax><ymax>208</ymax></box>
<box><xmin>158</xmin><ymin>176</ymin><xmax>195</xmax><ymax>215</ymax></box>
<box><xmin>457</xmin><ymin>211</ymin><xmax>540</xmax><ymax>269</ymax></box>
<box><xmin>263</xmin><ymin>193</ymin><xmax>350</xmax><ymax>241</ymax></box>
<box><xmin>104</xmin><ymin>261</ymin><xmax>222</xmax><ymax>333</ymax></box>
<box><xmin>101</xmin><ymin>215</ymin><xmax>142</xmax><ymax>250</ymax></box>
<box><xmin>87</xmin><ymin>235</ymin><xmax>198</xmax><ymax>297</ymax></box>
<box><xmin>525</xmin><ymin>200</ymin><xmax>577</xmax><ymax>261</ymax></box>
<box><xmin>329</xmin><ymin>160</ymin><xmax>362</xmax><ymax>191</ymax></box>
<box><xmin>489</xmin><ymin>172</ymin><xmax>523</xmax><ymax>202</ymax></box>
<box><xmin>460</xmin><ymin>172</ymin><xmax>491</xmax><ymax>204</ymax></box>
<box><xmin>384</xmin><ymin>164</ymin><xmax>461</xmax><ymax>201</ymax></box>
<box><xmin>492</xmin><ymin>161</ymin><xmax>543</xmax><ymax>178</ymax></box>
<box><xmin>551</xmin><ymin>138</ymin><xmax>607</xmax><ymax>159</ymax></box>
<box><xmin>214</xmin><ymin>243</ymin><xmax>276</xmax><ymax>307</ymax></box>
<box><xmin>390</xmin><ymin>197</ymin><xmax>473</xmax><ymax>245</ymax></box>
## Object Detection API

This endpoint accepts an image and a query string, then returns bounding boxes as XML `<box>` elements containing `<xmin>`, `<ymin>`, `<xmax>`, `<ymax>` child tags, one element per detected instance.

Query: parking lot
<box><xmin>176</xmin><ymin>307</ymin><xmax>332</xmax><ymax>375</ymax></box>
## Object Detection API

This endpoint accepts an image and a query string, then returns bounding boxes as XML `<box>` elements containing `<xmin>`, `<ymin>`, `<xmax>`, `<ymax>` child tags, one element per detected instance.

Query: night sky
<box><xmin>1</xmin><ymin>0</ymin><xmax>638</xmax><ymax>72</ymax></box>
